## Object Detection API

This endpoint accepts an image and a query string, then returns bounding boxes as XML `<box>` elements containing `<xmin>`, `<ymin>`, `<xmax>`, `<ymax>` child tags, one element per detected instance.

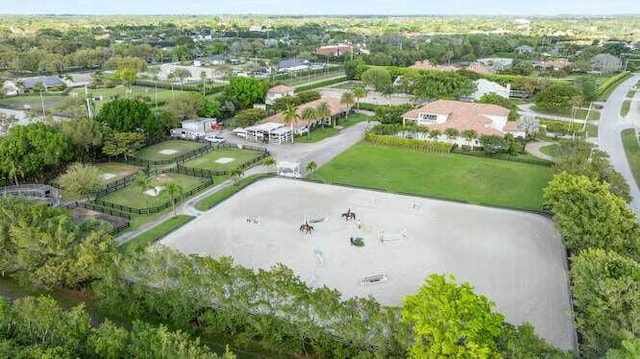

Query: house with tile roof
<box><xmin>265</xmin><ymin>85</ymin><xmax>295</xmax><ymax>105</ymax></box>
<box><xmin>402</xmin><ymin>100</ymin><xmax>523</xmax><ymax>145</ymax></box>
<box><xmin>259</xmin><ymin>96</ymin><xmax>344</xmax><ymax>138</ymax></box>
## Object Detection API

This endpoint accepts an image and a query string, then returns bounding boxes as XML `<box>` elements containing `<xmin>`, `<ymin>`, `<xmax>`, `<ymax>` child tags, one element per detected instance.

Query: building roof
<box><xmin>260</xmin><ymin>97</ymin><xmax>343</xmax><ymax>127</ymax></box>
<box><xmin>21</xmin><ymin>76</ymin><xmax>65</xmax><ymax>89</ymax></box>
<box><xmin>267</xmin><ymin>85</ymin><xmax>295</xmax><ymax>94</ymax></box>
<box><xmin>403</xmin><ymin>99</ymin><xmax>510</xmax><ymax>137</ymax></box>
<box><xmin>278</xmin><ymin>58</ymin><xmax>309</xmax><ymax>69</ymax></box>
<box><xmin>470</xmin><ymin>79</ymin><xmax>510</xmax><ymax>99</ymax></box>
<box><xmin>315</xmin><ymin>44</ymin><xmax>353</xmax><ymax>56</ymax></box>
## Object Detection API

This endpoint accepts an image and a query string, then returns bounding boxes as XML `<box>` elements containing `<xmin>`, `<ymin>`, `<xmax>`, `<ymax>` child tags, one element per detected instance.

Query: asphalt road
<box><xmin>597</xmin><ymin>73</ymin><xmax>640</xmax><ymax>215</ymax></box>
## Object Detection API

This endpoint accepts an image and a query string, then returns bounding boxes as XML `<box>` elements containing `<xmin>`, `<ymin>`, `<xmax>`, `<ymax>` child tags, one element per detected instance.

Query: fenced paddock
<box><xmin>160</xmin><ymin>178</ymin><xmax>575</xmax><ymax>351</ymax></box>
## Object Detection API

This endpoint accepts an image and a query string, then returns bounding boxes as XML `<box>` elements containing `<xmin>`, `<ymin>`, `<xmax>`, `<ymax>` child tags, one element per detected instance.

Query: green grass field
<box><xmin>122</xmin><ymin>215</ymin><xmax>195</xmax><ymax>252</ymax></box>
<box><xmin>539</xmin><ymin>144</ymin><xmax>560</xmax><ymax>158</ymax></box>
<box><xmin>94</xmin><ymin>162</ymin><xmax>143</xmax><ymax>183</ymax></box>
<box><xmin>182</xmin><ymin>148</ymin><xmax>263</xmax><ymax>171</ymax></box>
<box><xmin>134</xmin><ymin>140</ymin><xmax>203</xmax><ymax>161</ymax></box>
<box><xmin>621</xmin><ymin>129</ymin><xmax>640</xmax><ymax>186</ymax></box>
<box><xmin>296</xmin><ymin>114</ymin><xmax>370</xmax><ymax>143</ymax></box>
<box><xmin>0</xmin><ymin>94</ymin><xmax>67</xmax><ymax>111</ymax></box>
<box><xmin>310</xmin><ymin>141</ymin><xmax>552</xmax><ymax>210</ymax></box>
<box><xmin>101</xmin><ymin>172</ymin><xmax>205</xmax><ymax>209</ymax></box>
<box><xmin>621</xmin><ymin>100</ymin><xmax>631</xmax><ymax>117</ymax></box>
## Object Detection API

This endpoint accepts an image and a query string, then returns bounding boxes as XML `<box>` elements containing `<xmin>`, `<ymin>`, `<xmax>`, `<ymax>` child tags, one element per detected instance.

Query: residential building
<box><xmin>8</xmin><ymin>76</ymin><xmax>66</xmax><ymax>94</ymax></box>
<box><xmin>591</xmin><ymin>53</ymin><xmax>624</xmax><ymax>73</ymax></box>
<box><xmin>533</xmin><ymin>58</ymin><xmax>569</xmax><ymax>71</ymax></box>
<box><xmin>468</xmin><ymin>79</ymin><xmax>511</xmax><ymax>101</ymax></box>
<box><xmin>265</xmin><ymin>85</ymin><xmax>295</xmax><ymax>105</ymax></box>
<box><xmin>402</xmin><ymin>100</ymin><xmax>522</xmax><ymax>145</ymax></box>
<box><xmin>316</xmin><ymin>44</ymin><xmax>353</xmax><ymax>56</ymax></box>
<box><xmin>64</xmin><ymin>73</ymin><xmax>93</xmax><ymax>88</ymax></box>
<box><xmin>259</xmin><ymin>96</ymin><xmax>344</xmax><ymax>139</ymax></box>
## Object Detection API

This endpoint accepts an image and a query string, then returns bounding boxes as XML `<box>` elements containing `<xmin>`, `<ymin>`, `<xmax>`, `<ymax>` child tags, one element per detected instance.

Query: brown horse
<box><xmin>299</xmin><ymin>222</ymin><xmax>314</xmax><ymax>234</ymax></box>
<box><xmin>341</xmin><ymin>208</ymin><xmax>356</xmax><ymax>221</ymax></box>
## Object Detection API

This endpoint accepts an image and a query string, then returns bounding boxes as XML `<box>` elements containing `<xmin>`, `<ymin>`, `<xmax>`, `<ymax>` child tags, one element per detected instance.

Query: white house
<box><xmin>265</xmin><ymin>85</ymin><xmax>295</xmax><ymax>105</ymax></box>
<box><xmin>469</xmin><ymin>79</ymin><xmax>511</xmax><ymax>101</ymax></box>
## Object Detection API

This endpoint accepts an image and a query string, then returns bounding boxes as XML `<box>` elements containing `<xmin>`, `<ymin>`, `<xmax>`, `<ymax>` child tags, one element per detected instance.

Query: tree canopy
<box><xmin>534</xmin><ymin>82</ymin><xmax>584</xmax><ymax>113</ymax></box>
<box><xmin>224</xmin><ymin>76</ymin><xmax>268</xmax><ymax>109</ymax></box>
<box><xmin>95</xmin><ymin>99</ymin><xmax>160</xmax><ymax>139</ymax></box>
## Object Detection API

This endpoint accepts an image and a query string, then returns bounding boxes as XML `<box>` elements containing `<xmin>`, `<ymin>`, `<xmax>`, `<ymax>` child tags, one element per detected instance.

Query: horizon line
<box><xmin>1</xmin><ymin>13</ymin><xmax>639</xmax><ymax>17</ymax></box>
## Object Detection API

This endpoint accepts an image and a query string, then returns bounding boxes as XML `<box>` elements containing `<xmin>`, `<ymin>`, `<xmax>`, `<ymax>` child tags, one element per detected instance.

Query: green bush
<box><xmin>598</xmin><ymin>71</ymin><xmax>631</xmax><ymax>100</ymax></box>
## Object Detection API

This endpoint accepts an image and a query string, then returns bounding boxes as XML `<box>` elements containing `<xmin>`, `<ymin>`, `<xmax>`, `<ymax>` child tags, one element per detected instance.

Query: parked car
<box><xmin>205</xmin><ymin>134</ymin><xmax>226</xmax><ymax>143</ymax></box>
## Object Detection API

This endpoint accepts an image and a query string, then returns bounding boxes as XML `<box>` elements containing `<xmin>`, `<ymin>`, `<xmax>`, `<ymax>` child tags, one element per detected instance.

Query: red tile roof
<box><xmin>260</xmin><ymin>97</ymin><xmax>343</xmax><ymax>127</ymax></box>
<box><xmin>403</xmin><ymin>100</ymin><xmax>510</xmax><ymax>137</ymax></box>
<box><xmin>315</xmin><ymin>45</ymin><xmax>353</xmax><ymax>56</ymax></box>
<box><xmin>267</xmin><ymin>85</ymin><xmax>295</xmax><ymax>94</ymax></box>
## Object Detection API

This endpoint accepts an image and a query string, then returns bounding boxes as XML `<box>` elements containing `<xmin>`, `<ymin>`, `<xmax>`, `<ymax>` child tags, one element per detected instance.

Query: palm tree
<box><xmin>200</xmin><ymin>71</ymin><xmax>207</xmax><ymax>96</ymax></box>
<box><xmin>148</xmin><ymin>66</ymin><xmax>161</xmax><ymax>110</ymax></box>
<box><xmin>444</xmin><ymin>128</ymin><xmax>459</xmax><ymax>141</ymax></box>
<box><xmin>164</xmin><ymin>181</ymin><xmax>184</xmax><ymax>216</ymax></box>
<box><xmin>315</xmin><ymin>102</ymin><xmax>331</xmax><ymax>128</ymax></box>
<box><xmin>306</xmin><ymin>161</ymin><xmax>317</xmax><ymax>174</ymax></box>
<box><xmin>352</xmin><ymin>85</ymin><xmax>367</xmax><ymax>112</ymax></box>
<box><xmin>462</xmin><ymin>129</ymin><xmax>478</xmax><ymax>149</ymax></box>
<box><xmin>134</xmin><ymin>173</ymin><xmax>153</xmax><ymax>208</ymax></box>
<box><xmin>283</xmin><ymin>104</ymin><xmax>300</xmax><ymax>143</ymax></box>
<box><xmin>429</xmin><ymin>129</ymin><xmax>442</xmax><ymax>140</ymax></box>
<box><xmin>300</xmin><ymin>107</ymin><xmax>316</xmax><ymax>139</ymax></box>
<box><xmin>32</xmin><ymin>82</ymin><xmax>46</xmax><ymax>117</ymax></box>
<box><xmin>230</xmin><ymin>167</ymin><xmax>244</xmax><ymax>185</ymax></box>
<box><xmin>167</xmin><ymin>72</ymin><xmax>176</xmax><ymax>99</ymax></box>
<box><xmin>340</xmin><ymin>91</ymin><xmax>355</xmax><ymax>121</ymax></box>
<box><xmin>263</xmin><ymin>156</ymin><xmax>276</xmax><ymax>172</ymax></box>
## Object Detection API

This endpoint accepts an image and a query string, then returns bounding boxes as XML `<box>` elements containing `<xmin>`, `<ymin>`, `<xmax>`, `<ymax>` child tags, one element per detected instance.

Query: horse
<box><xmin>299</xmin><ymin>222</ymin><xmax>314</xmax><ymax>234</ymax></box>
<box><xmin>341</xmin><ymin>208</ymin><xmax>356</xmax><ymax>221</ymax></box>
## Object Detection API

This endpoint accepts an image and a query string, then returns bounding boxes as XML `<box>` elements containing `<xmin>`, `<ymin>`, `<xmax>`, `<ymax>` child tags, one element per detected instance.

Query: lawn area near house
<box><xmin>539</xmin><ymin>144</ymin><xmax>561</xmax><ymax>158</ymax></box>
<box><xmin>94</xmin><ymin>162</ymin><xmax>143</xmax><ymax>183</ymax></box>
<box><xmin>621</xmin><ymin>129</ymin><xmax>640</xmax><ymax>186</ymax></box>
<box><xmin>310</xmin><ymin>141</ymin><xmax>552</xmax><ymax>210</ymax></box>
<box><xmin>100</xmin><ymin>172</ymin><xmax>205</xmax><ymax>209</ymax></box>
<box><xmin>70</xmin><ymin>85</ymin><xmax>190</xmax><ymax>111</ymax></box>
<box><xmin>0</xmin><ymin>94</ymin><xmax>67</xmax><ymax>111</ymax></box>
<box><xmin>182</xmin><ymin>148</ymin><xmax>264</xmax><ymax>171</ymax></box>
<box><xmin>296</xmin><ymin>114</ymin><xmax>371</xmax><ymax>143</ymax></box>
<box><xmin>133</xmin><ymin>140</ymin><xmax>204</xmax><ymax>162</ymax></box>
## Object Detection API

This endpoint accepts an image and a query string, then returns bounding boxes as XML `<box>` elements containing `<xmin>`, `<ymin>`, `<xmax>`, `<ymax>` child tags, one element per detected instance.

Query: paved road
<box><xmin>518</xmin><ymin>104</ymin><xmax>588</xmax><ymax>124</ymax></box>
<box><xmin>526</xmin><ymin>141</ymin><xmax>555</xmax><ymax>161</ymax></box>
<box><xmin>598</xmin><ymin>73</ymin><xmax>640</xmax><ymax>215</ymax></box>
<box><xmin>117</xmin><ymin>120</ymin><xmax>371</xmax><ymax>242</ymax></box>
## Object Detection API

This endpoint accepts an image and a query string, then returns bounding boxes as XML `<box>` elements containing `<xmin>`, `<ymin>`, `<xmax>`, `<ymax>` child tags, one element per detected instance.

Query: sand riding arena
<box><xmin>160</xmin><ymin>178</ymin><xmax>575</xmax><ymax>350</ymax></box>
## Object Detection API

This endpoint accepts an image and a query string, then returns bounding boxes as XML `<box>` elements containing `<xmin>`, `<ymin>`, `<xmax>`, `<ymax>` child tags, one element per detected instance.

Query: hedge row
<box><xmin>598</xmin><ymin>71</ymin><xmax>631</xmax><ymax>99</ymax></box>
<box><xmin>365</xmin><ymin>132</ymin><xmax>453</xmax><ymax>153</ymax></box>
<box><xmin>451</xmin><ymin>148</ymin><xmax>553</xmax><ymax>167</ymax></box>
<box><xmin>295</xmin><ymin>76</ymin><xmax>348</xmax><ymax>92</ymax></box>
<box><xmin>133</xmin><ymin>79</ymin><xmax>225</xmax><ymax>95</ymax></box>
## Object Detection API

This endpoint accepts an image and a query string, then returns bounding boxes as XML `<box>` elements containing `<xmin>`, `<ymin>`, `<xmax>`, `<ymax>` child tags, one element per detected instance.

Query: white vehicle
<box><xmin>205</xmin><ymin>134</ymin><xmax>226</xmax><ymax>143</ymax></box>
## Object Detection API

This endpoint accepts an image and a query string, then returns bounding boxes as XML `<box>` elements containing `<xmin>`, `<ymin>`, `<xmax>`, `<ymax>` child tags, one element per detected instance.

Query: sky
<box><xmin>1</xmin><ymin>0</ymin><xmax>638</xmax><ymax>16</ymax></box>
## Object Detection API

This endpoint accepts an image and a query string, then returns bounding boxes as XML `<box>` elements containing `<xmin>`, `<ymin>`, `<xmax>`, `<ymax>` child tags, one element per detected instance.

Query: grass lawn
<box><xmin>134</xmin><ymin>140</ymin><xmax>203</xmax><ymax>162</ymax></box>
<box><xmin>0</xmin><ymin>94</ymin><xmax>67</xmax><ymax>111</ymax></box>
<box><xmin>101</xmin><ymin>172</ymin><xmax>205</xmax><ymax>209</ymax></box>
<box><xmin>310</xmin><ymin>141</ymin><xmax>552</xmax><ymax>210</ymax></box>
<box><xmin>621</xmin><ymin>129</ymin><xmax>640</xmax><ymax>186</ymax></box>
<box><xmin>330</xmin><ymin>81</ymin><xmax>362</xmax><ymax>89</ymax></box>
<box><xmin>532</xmin><ymin>106</ymin><xmax>600</xmax><ymax>121</ymax></box>
<box><xmin>622</xmin><ymin>100</ymin><xmax>631</xmax><ymax>117</ymax></box>
<box><xmin>70</xmin><ymin>85</ymin><xmax>193</xmax><ymax>111</ymax></box>
<box><xmin>627</xmin><ymin>90</ymin><xmax>636</xmax><ymax>98</ymax></box>
<box><xmin>122</xmin><ymin>215</ymin><xmax>194</xmax><ymax>252</ymax></box>
<box><xmin>296</xmin><ymin>114</ymin><xmax>370</xmax><ymax>143</ymax></box>
<box><xmin>182</xmin><ymin>148</ymin><xmax>263</xmax><ymax>171</ymax></box>
<box><xmin>539</xmin><ymin>144</ymin><xmax>560</xmax><ymax>158</ymax></box>
<box><xmin>94</xmin><ymin>162</ymin><xmax>143</xmax><ymax>183</ymax></box>
<box><xmin>195</xmin><ymin>173</ymin><xmax>272</xmax><ymax>211</ymax></box>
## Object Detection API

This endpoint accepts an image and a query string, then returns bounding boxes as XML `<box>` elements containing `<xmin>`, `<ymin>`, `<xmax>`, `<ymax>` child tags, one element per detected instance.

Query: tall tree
<box><xmin>57</xmin><ymin>118</ymin><xmax>103</xmax><ymax>162</ymax></box>
<box><xmin>315</xmin><ymin>102</ymin><xmax>332</xmax><ymax>128</ymax></box>
<box><xmin>534</xmin><ymin>82</ymin><xmax>584</xmax><ymax>114</ymax></box>
<box><xmin>360</xmin><ymin>67</ymin><xmax>392</xmax><ymax>92</ymax></box>
<box><xmin>340</xmin><ymin>91</ymin><xmax>355</xmax><ymax>120</ymax></box>
<box><xmin>352</xmin><ymin>85</ymin><xmax>368</xmax><ymax>112</ymax></box>
<box><xmin>96</xmin><ymin>99</ymin><xmax>159</xmax><ymax>139</ymax></box>
<box><xmin>300</xmin><ymin>107</ymin><xmax>316</xmax><ymax>138</ymax></box>
<box><xmin>32</xmin><ymin>82</ymin><xmax>47</xmax><ymax>117</ymax></box>
<box><xmin>283</xmin><ymin>104</ymin><xmax>300</xmax><ymax>143</ymax></box>
<box><xmin>164</xmin><ymin>181</ymin><xmax>184</xmax><ymax>216</ymax></box>
<box><xmin>224</xmin><ymin>76</ymin><xmax>268</xmax><ymax>109</ymax></box>
<box><xmin>102</xmin><ymin>132</ymin><xmax>145</xmax><ymax>161</ymax></box>
<box><xmin>56</xmin><ymin>162</ymin><xmax>104</xmax><ymax>200</ymax></box>
<box><xmin>402</xmin><ymin>274</ymin><xmax>506</xmax><ymax>358</ymax></box>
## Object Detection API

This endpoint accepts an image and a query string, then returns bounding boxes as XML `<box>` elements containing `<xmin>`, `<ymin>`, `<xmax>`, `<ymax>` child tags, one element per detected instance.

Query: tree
<box><xmin>0</xmin><ymin>122</ymin><xmax>72</xmax><ymax>184</ymax></box>
<box><xmin>476</xmin><ymin>93</ymin><xmax>519</xmax><ymax>120</ymax></box>
<box><xmin>316</xmin><ymin>102</ymin><xmax>332</xmax><ymax>128</ymax></box>
<box><xmin>134</xmin><ymin>173</ymin><xmax>153</xmax><ymax>208</ymax></box>
<box><xmin>543</xmin><ymin>172</ymin><xmax>639</xmax><ymax>256</ymax></box>
<box><xmin>340</xmin><ymin>91</ymin><xmax>355</xmax><ymax>120</ymax></box>
<box><xmin>306</xmin><ymin>161</ymin><xmax>317</xmax><ymax>174</ymax></box>
<box><xmin>200</xmin><ymin>71</ymin><xmax>207</xmax><ymax>96</ymax></box>
<box><xmin>57</xmin><ymin>163</ymin><xmax>103</xmax><ymax>200</ymax></box>
<box><xmin>606</xmin><ymin>336</ymin><xmax>640</xmax><ymax>359</ymax></box>
<box><xmin>102</xmin><ymin>132</ymin><xmax>145</xmax><ymax>161</ymax></box>
<box><xmin>57</xmin><ymin>118</ymin><xmax>103</xmax><ymax>162</ymax></box>
<box><xmin>166</xmin><ymin>93</ymin><xmax>215</xmax><ymax>120</ymax></box>
<box><xmin>534</xmin><ymin>82</ymin><xmax>584</xmax><ymax>114</ymax></box>
<box><xmin>148</xmin><ymin>66</ymin><xmax>161</xmax><ymax>110</ymax></box>
<box><xmin>263</xmin><ymin>156</ymin><xmax>276</xmax><ymax>171</ymax></box>
<box><xmin>164</xmin><ymin>181</ymin><xmax>184</xmax><ymax>216</ymax></box>
<box><xmin>516</xmin><ymin>114</ymin><xmax>539</xmax><ymax>138</ymax></box>
<box><xmin>297</xmin><ymin>90</ymin><xmax>321</xmax><ymax>104</ymax></box>
<box><xmin>96</xmin><ymin>99</ymin><xmax>160</xmax><ymax>139</ymax></box>
<box><xmin>224</xmin><ymin>76</ymin><xmax>268</xmax><ymax>109</ymax></box>
<box><xmin>271</xmin><ymin>95</ymin><xmax>301</xmax><ymax>113</ymax></box>
<box><xmin>462</xmin><ymin>129</ymin><xmax>477</xmax><ymax>148</ymax></box>
<box><xmin>171</xmin><ymin>68</ymin><xmax>191</xmax><ymax>91</ymax></box>
<box><xmin>115</xmin><ymin>67</ymin><xmax>138</xmax><ymax>96</ymax></box>
<box><xmin>32</xmin><ymin>82</ymin><xmax>47</xmax><ymax>117</ymax></box>
<box><xmin>352</xmin><ymin>85</ymin><xmax>368</xmax><ymax>112</ymax></box>
<box><xmin>300</xmin><ymin>107</ymin><xmax>316</xmax><ymax>138</ymax></box>
<box><xmin>229</xmin><ymin>167</ymin><xmax>244</xmax><ymax>185</ymax></box>
<box><xmin>283</xmin><ymin>104</ymin><xmax>300</xmax><ymax>142</ymax></box>
<box><xmin>479</xmin><ymin>135</ymin><xmax>508</xmax><ymax>155</ymax></box>
<box><xmin>360</xmin><ymin>67</ymin><xmax>392</xmax><ymax>92</ymax></box>
<box><xmin>413</xmin><ymin>71</ymin><xmax>476</xmax><ymax>100</ymax></box>
<box><xmin>233</xmin><ymin>108</ymin><xmax>267</xmax><ymax>128</ymax></box>
<box><xmin>402</xmin><ymin>274</ymin><xmax>506</xmax><ymax>358</ymax></box>
<box><xmin>571</xmin><ymin>249</ymin><xmax>640</xmax><ymax>357</ymax></box>
<box><xmin>444</xmin><ymin>127</ymin><xmax>459</xmax><ymax>140</ymax></box>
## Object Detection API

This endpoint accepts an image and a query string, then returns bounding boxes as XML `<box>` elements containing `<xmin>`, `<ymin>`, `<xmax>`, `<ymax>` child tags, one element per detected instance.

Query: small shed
<box><xmin>181</xmin><ymin>118</ymin><xmax>218</xmax><ymax>133</ymax></box>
